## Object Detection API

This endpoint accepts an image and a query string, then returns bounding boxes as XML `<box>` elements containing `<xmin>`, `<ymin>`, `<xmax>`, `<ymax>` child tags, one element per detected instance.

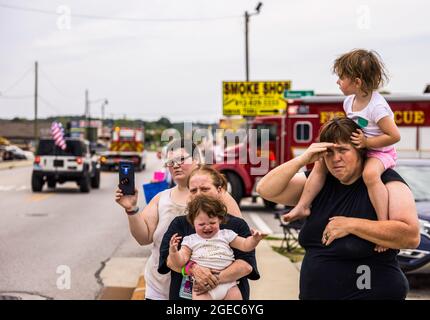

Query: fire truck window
<box><xmin>255</xmin><ymin>124</ymin><xmax>277</xmax><ymax>147</ymax></box>
<box><xmin>295</xmin><ymin>123</ymin><xmax>311</xmax><ymax>142</ymax></box>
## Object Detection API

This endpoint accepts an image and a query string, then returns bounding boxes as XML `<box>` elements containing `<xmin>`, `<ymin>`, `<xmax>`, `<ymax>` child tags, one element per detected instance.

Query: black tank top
<box><xmin>298</xmin><ymin>169</ymin><xmax>409</xmax><ymax>299</ymax></box>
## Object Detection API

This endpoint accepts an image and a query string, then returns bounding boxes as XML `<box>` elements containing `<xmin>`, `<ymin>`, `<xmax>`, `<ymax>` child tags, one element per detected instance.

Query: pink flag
<box><xmin>51</xmin><ymin>122</ymin><xmax>66</xmax><ymax>150</ymax></box>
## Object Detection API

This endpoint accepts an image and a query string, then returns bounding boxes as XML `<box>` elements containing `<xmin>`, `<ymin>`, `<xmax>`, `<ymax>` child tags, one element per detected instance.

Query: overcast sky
<box><xmin>0</xmin><ymin>0</ymin><xmax>429</xmax><ymax>122</ymax></box>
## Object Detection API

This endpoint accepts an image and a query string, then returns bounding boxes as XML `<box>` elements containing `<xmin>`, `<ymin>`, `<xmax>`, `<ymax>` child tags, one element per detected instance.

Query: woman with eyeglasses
<box><xmin>158</xmin><ymin>165</ymin><xmax>260</xmax><ymax>300</ymax></box>
<box><xmin>115</xmin><ymin>138</ymin><xmax>242</xmax><ymax>300</ymax></box>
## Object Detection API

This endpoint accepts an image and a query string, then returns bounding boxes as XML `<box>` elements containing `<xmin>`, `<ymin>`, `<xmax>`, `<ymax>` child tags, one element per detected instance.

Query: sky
<box><xmin>0</xmin><ymin>0</ymin><xmax>429</xmax><ymax>123</ymax></box>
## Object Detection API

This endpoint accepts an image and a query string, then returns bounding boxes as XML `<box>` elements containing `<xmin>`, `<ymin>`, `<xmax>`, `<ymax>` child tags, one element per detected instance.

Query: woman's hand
<box><xmin>322</xmin><ymin>216</ymin><xmax>353</xmax><ymax>246</ymax></box>
<box><xmin>169</xmin><ymin>233</ymin><xmax>182</xmax><ymax>253</ymax></box>
<box><xmin>190</xmin><ymin>264</ymin><xmax>219</xmax><ymax>290</ymax></box>
<box><xmin>299</xmin><ymin>142</ymin><xmax>337</xmax><ymax>165</ymax></box>
<box><xmin>115</xmin><ymin>187</ymin><xmax>138</xmax><ymax>211</ymax></box>
<box><xmin>351</xmin><ymin>129</ymin><xmax>367</xmax><ymax>149</ymax></box>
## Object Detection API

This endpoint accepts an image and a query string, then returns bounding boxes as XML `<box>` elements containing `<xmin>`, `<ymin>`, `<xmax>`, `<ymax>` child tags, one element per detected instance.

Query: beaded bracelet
<box><xmin>185</xmin><ymin>261</ymin><xmax>196</xmax><ymax>275</ymax></box>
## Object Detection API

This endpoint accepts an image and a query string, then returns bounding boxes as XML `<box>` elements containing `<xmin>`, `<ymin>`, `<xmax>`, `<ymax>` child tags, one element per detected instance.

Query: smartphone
<box><xmin>119</xmin><ymin>161</ymin><xmax>135</xmax><ymax>195</ymax></box>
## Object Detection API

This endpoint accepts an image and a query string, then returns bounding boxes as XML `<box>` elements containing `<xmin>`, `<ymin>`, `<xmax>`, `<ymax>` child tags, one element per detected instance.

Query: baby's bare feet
<box><xmin>283</xmin><ymin>206</ymin><xmax>310</xmax><ymax>222</ymax></box>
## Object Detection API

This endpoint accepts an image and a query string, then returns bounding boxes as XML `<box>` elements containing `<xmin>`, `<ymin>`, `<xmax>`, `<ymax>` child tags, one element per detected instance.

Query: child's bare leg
<box><xmin>224</xmin><ymin>285</ymin><xmax>242</xmax><ymax>300</ymax></box>
<box><xmin>192</xmin><ymin>289</ymin><xmax>212</xmax><ymax>300</ymax></box>
<box><xmin>283</xmin><ymin>160</ymin><xmax>327</xmax><ymax>222</ymax></box>
<box><xmin>363</xmin><ymin>157</ymin><xmax>388</xmax><ymax>252</ymax></box>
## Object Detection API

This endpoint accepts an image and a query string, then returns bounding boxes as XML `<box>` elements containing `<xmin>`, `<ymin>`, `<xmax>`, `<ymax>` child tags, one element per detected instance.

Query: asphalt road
<box><xmin>0</xmin><ymin>152</ymin><xmax>429</xmax><ymax>300</ymax></box>
<box><xmin>0</xmin><ymin>153</ymin><xmax>159</xmax><ymax>299</ymax></box>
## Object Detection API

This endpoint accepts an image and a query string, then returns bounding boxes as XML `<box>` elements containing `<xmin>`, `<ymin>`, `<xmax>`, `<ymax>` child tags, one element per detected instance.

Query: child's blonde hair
<box><xmin>333</xmin><ymin>49</ymin><xmax>389</xmax><ymax>96</ymax></box>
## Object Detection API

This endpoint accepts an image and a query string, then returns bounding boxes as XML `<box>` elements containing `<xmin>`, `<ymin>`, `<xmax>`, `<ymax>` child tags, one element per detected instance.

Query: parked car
<box><xmin>32</xmin><ymin>139</ymin><xmax>100</xmax><ymax>193</ymax></box>
<box><xmin>396</xmin><ymin>159</ymin><xmax>430</xmax><ymax>274</ymax></box>
<box><xmin>2</xmin><ymin>145</ymin><xmax>28</xmax><ymax>160</ymax></box>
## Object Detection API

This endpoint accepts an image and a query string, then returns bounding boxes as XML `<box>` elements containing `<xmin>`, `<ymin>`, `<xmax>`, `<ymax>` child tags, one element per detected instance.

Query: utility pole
<box><xmin>34</xmin><ymin>61</ymin><xmax>38</xmax><ymax>142</ymax></box>
<box><xmin>244</xmin><ymin>2</ymin><xmax>263</xmax><ymax>82</ymax></box>
<box><xmin>245</xmin><ymin>11</ymin><xmax>249</xmax><ymax>81</ymax></box>
<box><xmin>85</xmin><ymin>89</ymin><xmax>89</xmax><ymax>140</ymax></box>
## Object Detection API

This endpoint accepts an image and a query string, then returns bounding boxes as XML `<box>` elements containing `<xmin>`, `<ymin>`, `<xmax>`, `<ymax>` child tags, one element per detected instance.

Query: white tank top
<box><xmin>144</xmin><ymin>188</ymin><xmax>186</xmax><ymax>300</ymax></box>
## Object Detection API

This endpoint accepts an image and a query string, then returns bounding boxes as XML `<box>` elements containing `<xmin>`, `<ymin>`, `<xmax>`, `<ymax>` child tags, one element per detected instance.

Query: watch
<box><xmin>125</xmin><ymin>206</ymin><xmax>140</xmax><ymax>215</ymax></box>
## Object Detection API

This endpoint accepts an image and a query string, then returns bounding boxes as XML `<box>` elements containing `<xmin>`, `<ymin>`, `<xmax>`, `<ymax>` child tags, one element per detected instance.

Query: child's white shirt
<box><xmin>343</xmin><ymin>91</ymin><xmax>395</xmax><ymax>151</ymax></box>
<box><xmin>181</xmin><ymin>229</ymin><xmax>238</xmax><ymax>270</ymax></box>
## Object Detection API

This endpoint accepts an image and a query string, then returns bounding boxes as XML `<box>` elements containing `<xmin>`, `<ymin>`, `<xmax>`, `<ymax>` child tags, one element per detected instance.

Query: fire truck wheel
<box><xmin>225</xmin><ymin>172</ymin><xmax>243</xmax><ymax>205</ymax></box>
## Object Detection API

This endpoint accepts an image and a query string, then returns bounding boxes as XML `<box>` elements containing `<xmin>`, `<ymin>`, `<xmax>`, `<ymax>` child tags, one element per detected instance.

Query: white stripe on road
<box><xmin>0</xmin><ymin>186</ymin><xmax>16</xmax><ymax>191</ymax></box>
<box><xmin>248</xmin><ymin>213</ymin><xmax>273</xmax><ymax>235</ymax></box>
<box><xmin>0</xmin><ymin>185</ymin><xmax>28</xmax><ymax>191</ymax></box>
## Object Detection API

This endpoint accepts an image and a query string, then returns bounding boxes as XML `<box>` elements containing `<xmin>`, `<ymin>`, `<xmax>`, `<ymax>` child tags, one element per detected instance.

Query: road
<box><xmin>0</xmin><ymin>154</ymin><xmax>159</xmax><ymax>299</ymax></box>
<box><xmin>0</xmin><ymin>152</ymin><xmax>428</xmax><ymax>299</ymax></box>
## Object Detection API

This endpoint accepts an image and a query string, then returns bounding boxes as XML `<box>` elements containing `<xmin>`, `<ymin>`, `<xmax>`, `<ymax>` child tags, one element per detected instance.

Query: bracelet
<box><xmin>185</xmin><ymin>261</ymin><xmax>196</xmax><ymax>276</ymax></box>
<box><xmin>125</xmin><ymin>206</ymin><xmax>139</xmax><ymax>215</ymax></box>
<box><xmin>181</xmin><ymin>266</ymin><xmax>187</xmax><ymax>277</ymax></box>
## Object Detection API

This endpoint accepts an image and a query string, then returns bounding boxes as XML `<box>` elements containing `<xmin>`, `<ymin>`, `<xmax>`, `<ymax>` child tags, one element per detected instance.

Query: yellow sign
<box><xmin>223</xmin><ymin>81</ymin><xmax>291</xmax><ymax>116</ymax></box>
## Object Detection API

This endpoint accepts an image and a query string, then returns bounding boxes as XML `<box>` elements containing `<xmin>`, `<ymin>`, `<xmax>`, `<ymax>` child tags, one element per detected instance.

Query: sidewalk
<box><xmin>0</xmin><ymin>160</ymin><xmax>32</xmax><ymax>170</ymax></box>
<box><xmin>250</xmin><ymin>240</ymin><xmax>300</xmax><ymax>300</ymax></box>
<box><xmin>130</xmin><ymin>239</ymin><xmax>300</xmax><ymax>300</ymax></box>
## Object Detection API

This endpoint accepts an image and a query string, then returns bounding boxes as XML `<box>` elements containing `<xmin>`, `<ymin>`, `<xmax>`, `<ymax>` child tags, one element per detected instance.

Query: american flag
<box><xmin>51</xmin><ymin>122</ymin><xmax>66</xmax><ymax>150</ymax></box>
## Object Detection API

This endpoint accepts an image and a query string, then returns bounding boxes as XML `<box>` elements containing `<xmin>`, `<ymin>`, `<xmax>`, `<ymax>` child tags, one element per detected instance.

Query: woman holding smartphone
<box><xmin>115</xmin><ymin>138</ymin><xmax>242</xmax><ymax>300</ymax></box>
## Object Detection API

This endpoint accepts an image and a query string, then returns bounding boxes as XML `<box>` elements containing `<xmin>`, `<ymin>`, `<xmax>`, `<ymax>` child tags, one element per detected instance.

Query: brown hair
<box><xmin>333</xmin><ymin>49</ymin><xmax>388</xmax><ymax>96</ymax></box>
<box><xmin>319</xmin><ymin>117</ymin><xmax>367</xmax><ymax>161</ymax></box>
<box><xmin>187</xmin><ymin>165</ymin><xmax>228</xmax><ymax>190</ymax></box>
<box><xmin>186</xmin><ymin>194</ymin><xmax>227</xmax><ymax>225</ymax></box>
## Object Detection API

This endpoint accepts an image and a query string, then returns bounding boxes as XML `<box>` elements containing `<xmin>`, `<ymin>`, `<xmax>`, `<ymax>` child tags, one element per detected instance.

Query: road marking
<box><xmin>0</xmin><ymin>186</ymin><xmax>16</xmax><ymax>191</ymax></box>
<box><xmin>248</xmin><ymin>213</ymin><xmax>273</xmax><ymax>235</ymax></box>
<box><xmin>0</xmin><ymin>185</ymin><xmax>28</xmax><ymax>191</ymax></box>
<box><xmin>28</xmin><ymin>194</ymin><xmax>53</xmax><ymax>202</ymax></box>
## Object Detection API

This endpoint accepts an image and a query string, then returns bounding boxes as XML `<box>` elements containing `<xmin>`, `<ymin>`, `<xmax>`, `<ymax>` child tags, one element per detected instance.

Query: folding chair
<box><xmin>274</xmin><ymin>208</ymin><xmax>305</xmax><ymax>253</ymax></box>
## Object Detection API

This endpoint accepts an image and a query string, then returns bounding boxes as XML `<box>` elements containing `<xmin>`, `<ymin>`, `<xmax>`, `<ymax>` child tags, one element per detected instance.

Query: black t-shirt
<box><xmin>298</xmin><ymin>169</ymin><xmax>409</xmax><ymax>300</ymax></box>
<box><xmin>158</xmin><ymin>214</ymin><xmax>260</xmax><ymax>300</ymax></box>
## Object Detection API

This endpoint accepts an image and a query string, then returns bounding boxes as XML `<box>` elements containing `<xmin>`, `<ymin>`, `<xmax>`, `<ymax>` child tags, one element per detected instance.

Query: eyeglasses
<box><xmin>163</xmin><ymin>155</ymin><xmax>192</xmax><ymax>168</ymax></box>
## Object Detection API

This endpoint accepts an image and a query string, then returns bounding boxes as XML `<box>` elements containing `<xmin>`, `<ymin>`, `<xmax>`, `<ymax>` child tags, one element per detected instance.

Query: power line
<box><xmin>38</xmin><ymin>95</ymin><xmax>62</xmax><ymax>113</ymax></box>
<box><xmin>0</xmin><ymin>94</ymin><xmax>33</xmax><ymax>99</ymax></box>
<box><xmin>0</xmin><ymin>3</ymin><xmax>241</xmax><ymax>23</ymax></box>
<box><xmin>0</xmin><ymin>66</ymin><xmax>32</xmax><ymax>94</ymax></box>
<box><xmin>39</xmin><ymin>69</ymin><xmax>79</xmax><ymax>100</ymax></box>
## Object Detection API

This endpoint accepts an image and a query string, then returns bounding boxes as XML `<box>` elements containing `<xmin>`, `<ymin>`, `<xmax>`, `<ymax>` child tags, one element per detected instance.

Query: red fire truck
<box><xmin>214</xmin><ymin>94</ymin><xmax>430</xmax><ymax>207</ymax></box>
<box><xmin>100</xmin><ymin>127</ymin><xmax>147</xmax><ymax>171</ymax></box>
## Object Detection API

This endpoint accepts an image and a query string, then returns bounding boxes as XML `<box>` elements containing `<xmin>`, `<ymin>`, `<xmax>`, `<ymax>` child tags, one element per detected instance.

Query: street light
<box><xmin>245</xmin><ymin>2</ymin><xmax>263</xmax><ymax>81</ymax></box>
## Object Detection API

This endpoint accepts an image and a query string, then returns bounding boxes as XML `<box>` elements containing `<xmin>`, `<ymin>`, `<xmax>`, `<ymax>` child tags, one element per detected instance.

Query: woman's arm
<box><xmin>257</xmin><ymin>142</ymin><xmax>335</xmax><ymax>205</ymax></box>
<box><xmin>116</xmin><ymin>188</ymin><xmax>160</xmax><ymax>245</ymax></box>
<box><xmin>323</xmin><ymin>181</ymin><xmax>420</xmax><ymax>249</ymax></box>
<box><xmin>191</xmin><ymin>259</ymin><xmax>253</xmax><ymax>294</ymax></box>
<box><xmin>217</xmin><ymin>259</ymin><xmax>252</xmax><ymax>284</ymax></box>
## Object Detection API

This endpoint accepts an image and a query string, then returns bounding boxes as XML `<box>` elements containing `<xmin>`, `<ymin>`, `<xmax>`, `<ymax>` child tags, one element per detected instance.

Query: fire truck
<box><xmin>100</xmin><ymin>127</ymin><xmax>147</xmax><ymax>171</ymax></box>
<box><xmin>214</xmin><ymin>94</ymin><xmax>430</xmax><ymax>208</ymax></box>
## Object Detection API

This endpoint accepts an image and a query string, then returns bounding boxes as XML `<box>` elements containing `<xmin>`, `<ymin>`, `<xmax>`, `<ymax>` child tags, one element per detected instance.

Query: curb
<box><xmin>0</xmin><ymin>160</ymin><xmax>32</xmax><ymax>171</ymax></box>
<box><xmin>131</xmin><ymin>274</ymin><xmax>146</xmax><ymax>300</ymax></box>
